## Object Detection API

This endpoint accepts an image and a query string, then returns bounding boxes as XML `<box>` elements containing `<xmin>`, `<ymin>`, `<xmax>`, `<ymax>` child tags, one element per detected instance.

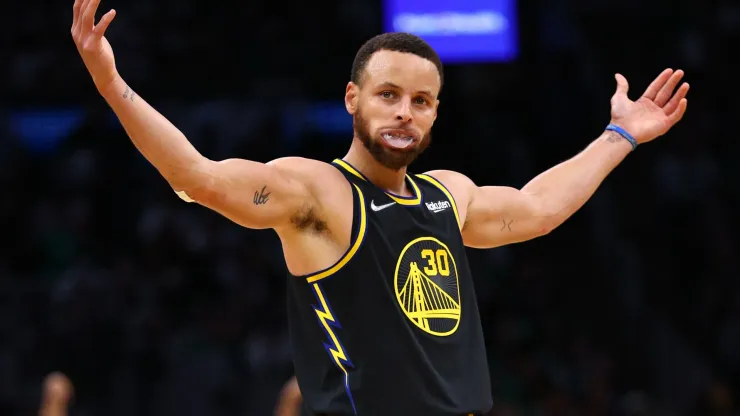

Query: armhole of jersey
<box><xmin>415</xmin><ymin>174</ymin><xmax>462</xmax><ymax>231</ymax></box>
<box><xmin>304</xmin><ymin>172</ymin><xmax>368</xmax><ymax>283</ymax></box>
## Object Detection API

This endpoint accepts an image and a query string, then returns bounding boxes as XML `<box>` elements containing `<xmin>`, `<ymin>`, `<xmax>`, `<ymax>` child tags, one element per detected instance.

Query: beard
<box><xmin>353</xmin><ymin>108</ymin><xmax>431</xmax><ymax>171</ymax></box>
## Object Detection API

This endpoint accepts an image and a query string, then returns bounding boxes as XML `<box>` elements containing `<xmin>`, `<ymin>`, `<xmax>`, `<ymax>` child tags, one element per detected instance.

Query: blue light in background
<box><xmin>308</xmin><ymin>102</ymin><xmax>352</xmax><ymax>136</ymax></box>
<box><xmin>383</xmin><ymin>0</ymin><xmax>518</xmax><ymax>64</ymax></box>
<box><xmin>281</xmin><ymin>102</ymin><xmax>352</xmax><ymax>142</ymax></box>
<box><xmin>9</xmin><ymin>108</ymin><xmax>86</xmax><ymax>154</ymax></box>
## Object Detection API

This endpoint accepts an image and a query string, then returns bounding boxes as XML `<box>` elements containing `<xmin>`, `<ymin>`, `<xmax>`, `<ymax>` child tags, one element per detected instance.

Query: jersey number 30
<box><xmin>421</xmin><ymin>249</ymin><xmax>450</xmax><ymax>277</ymax></box>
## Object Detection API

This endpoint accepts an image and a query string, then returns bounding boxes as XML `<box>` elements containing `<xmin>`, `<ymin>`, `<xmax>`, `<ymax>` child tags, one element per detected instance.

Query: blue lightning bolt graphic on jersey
<box><xmin>311</xmin><ymin>282</ymin><xmax>358</xmax><ymax>415</ymax></box>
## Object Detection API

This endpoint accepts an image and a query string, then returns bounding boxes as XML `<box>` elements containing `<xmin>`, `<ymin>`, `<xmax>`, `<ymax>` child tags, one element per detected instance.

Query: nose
<box><xmin>394</xmin><ymin>98</ymin><xmax>413</xmax><ymax>123</ymax></box>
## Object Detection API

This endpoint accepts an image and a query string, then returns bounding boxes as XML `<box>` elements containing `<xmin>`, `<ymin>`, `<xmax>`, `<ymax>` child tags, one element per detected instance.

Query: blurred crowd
<box><xmin>1</xmin><ymin>0</ymin><xmax>739</xmax><ymax>415</ymax></box>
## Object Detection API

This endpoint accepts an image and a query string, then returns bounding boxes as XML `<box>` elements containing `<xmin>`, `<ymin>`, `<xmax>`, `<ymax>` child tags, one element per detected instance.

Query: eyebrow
<box><xmin>378</xmin><ymin>82</ymin><xmax>434</xmax><ymax>98</ymax></box>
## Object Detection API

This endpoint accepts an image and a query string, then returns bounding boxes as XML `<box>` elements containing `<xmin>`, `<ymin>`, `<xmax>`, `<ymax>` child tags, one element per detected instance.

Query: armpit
<box><xmin>290</xmin><ymin>204</ymin><xmax>329</xmax><ymax>234</ymax></box>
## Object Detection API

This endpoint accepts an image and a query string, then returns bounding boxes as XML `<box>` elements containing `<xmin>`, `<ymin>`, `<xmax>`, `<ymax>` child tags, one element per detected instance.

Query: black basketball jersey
<box><xmin>287</xmin><ymin>159</ymin><xmax>492</xmax><ymax>416</ymax></box>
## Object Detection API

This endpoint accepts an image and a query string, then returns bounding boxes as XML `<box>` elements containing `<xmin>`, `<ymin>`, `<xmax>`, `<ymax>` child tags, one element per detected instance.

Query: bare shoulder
<box><xmin>268</xmin><ymin>157</ymin><xmax>348</xmax><ymax>194</ymax></box>
<box><xmin>423</xmin><ymin>169</ymin><xmax>476</xmax><ymax>188</ymax></box>
<box><xmin>267</xmin><ymin>156</ymin><xmax>339</xmax><ymax>179</ymax></box>
<box><xmin>422</xmin><ymin>170</ymin><xmax>477</xmax><ymax>224</ymax></box>
<box><xmin>422</xmin><ymin>170</ymin><xmax>476</xmax><ymax>201</ymax></box>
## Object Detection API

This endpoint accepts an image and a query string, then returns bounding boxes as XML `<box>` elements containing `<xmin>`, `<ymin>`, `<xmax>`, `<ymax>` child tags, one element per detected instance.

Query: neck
<box><xmin>344</xmin><ymin>138</ymin><xmax>409</xmax><ymax>196</ymax></box>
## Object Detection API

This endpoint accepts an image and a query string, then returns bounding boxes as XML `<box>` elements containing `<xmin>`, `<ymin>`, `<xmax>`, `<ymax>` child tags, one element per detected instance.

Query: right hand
<box><xmin>71</xmin><ymin>0</ymin><xmax>118</xmax><ymax>89</ymax></box>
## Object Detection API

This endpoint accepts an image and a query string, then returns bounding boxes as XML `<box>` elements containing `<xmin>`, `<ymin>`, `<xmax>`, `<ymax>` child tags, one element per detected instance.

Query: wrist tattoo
<box><xmin>501</xmin><ymin>218</ymin><xmax>513</xmax><ymax>232</ymax></box>
<box><xmin>253</xmin><ymin>185</ymin><xmax>271</xmax><ymax>205</ymax></box>
<box><xmin>605</xmin><ymin>131</ymin><xmax>623</xmax><ymax>144</ymax></box>
<box><xmin>122</xmin><ymin>86</ymin><xmax>136</xmax><ymax>102</ymax></box>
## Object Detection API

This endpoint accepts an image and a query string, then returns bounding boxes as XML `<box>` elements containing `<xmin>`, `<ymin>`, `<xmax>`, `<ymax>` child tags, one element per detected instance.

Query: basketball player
<box><xmin>70</xmin><ymin>0</ymin><xmax>689</xmax><ymax>414</ymax></box>
<box><xmin>39</xmin><ymin>372</ymin><xmax>73</xmax><ymax>416</ymax></box>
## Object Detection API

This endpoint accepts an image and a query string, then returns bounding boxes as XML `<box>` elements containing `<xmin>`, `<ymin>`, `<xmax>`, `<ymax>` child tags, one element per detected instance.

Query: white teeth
<box><xmin>382</xmin><ymin>133</ymin><xmax>412</xmax><ymax>141</ymax></box>
<box><xmin>382</xmin><ymin>133</ymin><xmax>414</xmax><ymax>149</ymax></box>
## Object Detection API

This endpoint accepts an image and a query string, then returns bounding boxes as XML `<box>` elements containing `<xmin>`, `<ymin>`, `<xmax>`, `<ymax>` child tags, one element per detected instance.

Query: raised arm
<box><xmin>430</xmin><ymin>68</ymin><xmax>689</xmax><ymax>249</ymax></box>
<box><xmin>71</xmin><ymin>0</ymin><xmax>312</xmax><ymax>229</ymax></box>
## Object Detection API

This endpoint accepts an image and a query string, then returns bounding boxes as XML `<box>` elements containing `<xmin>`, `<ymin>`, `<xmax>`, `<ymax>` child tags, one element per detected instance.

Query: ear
<box><xmin>433</xmin><ymin>99</ymin><xmax>440</xmax><ymax>122</ymax></box>
<box><xmin>345</xmin><ymin>82</ymin><xmax>359</xmax><ymax>115</ymax></box>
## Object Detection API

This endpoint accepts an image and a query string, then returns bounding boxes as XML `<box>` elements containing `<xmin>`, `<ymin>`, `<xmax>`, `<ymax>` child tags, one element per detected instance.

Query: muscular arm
<box><xmin>429</xmin><ymin>130</ymin><xmax>631</xmax><ymax>249</ymax></box>
<box><xmin>99</xmin><ymin>75</ymin><xmax>313</xmax><ymax>229</ymax></box>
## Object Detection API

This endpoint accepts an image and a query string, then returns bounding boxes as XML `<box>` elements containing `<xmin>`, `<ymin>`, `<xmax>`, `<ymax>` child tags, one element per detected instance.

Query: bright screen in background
<box><xmin>383</xmin><ymin>0</ymin><xmax>518</xmax><ymax>64</ymax></box>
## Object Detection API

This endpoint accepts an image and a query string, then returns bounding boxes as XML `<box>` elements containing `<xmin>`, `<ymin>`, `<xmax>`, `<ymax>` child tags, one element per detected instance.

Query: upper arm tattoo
<box><xmin>253</xmin><ymin>185</ymin><xmax>271</xmax><ymax>205</ymax></box>
<box><xmin>501</xmin><ymin>218</ymin><xmax>513</xmax><ymax>232</ymax></box>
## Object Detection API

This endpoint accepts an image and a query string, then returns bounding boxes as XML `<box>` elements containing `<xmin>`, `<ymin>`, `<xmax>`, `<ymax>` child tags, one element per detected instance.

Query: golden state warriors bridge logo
<box><xmin>394</xmin><ymin>237</ymin><xmax>461</xmax><ymax>336</ymax></box>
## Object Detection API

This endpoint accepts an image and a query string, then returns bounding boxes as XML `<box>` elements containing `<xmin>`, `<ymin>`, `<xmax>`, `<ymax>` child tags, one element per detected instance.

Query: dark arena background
<box><xmin>1</xmin><ymin>0</ymin><xmax>739</xmax><ymax>415</ymax></box>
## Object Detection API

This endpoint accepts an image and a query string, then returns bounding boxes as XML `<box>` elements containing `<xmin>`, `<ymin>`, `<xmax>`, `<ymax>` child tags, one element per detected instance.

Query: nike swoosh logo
<box><xmin>370</xmin><ymin>200</ymin><xmax>397</xmax><ymax>212</ymax></box>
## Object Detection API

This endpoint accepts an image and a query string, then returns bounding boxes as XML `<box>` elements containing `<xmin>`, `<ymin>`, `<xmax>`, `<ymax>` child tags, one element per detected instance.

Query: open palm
<box><xmin>71</xmin><ymin>0</ymin><xmax>118</xmax><ymax>88</ymax></box>
<box><xmin>610</xmin><ymin>69</ymin><xmax>689</xmax><ymax>144</ymax></box>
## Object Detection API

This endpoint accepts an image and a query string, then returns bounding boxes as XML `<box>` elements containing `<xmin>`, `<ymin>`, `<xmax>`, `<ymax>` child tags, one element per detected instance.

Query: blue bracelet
<box><xmin>605</xmin><ymin>124</ymin><xmax>638</xmax><ymax>151</ymax></box>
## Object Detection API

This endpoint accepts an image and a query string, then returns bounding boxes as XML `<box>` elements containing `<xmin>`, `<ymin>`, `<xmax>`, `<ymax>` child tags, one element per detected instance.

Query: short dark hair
<box><xmin>351</xmin><ymin>32</ymin><xmax>444</xmax><ymax>89</ymax></box>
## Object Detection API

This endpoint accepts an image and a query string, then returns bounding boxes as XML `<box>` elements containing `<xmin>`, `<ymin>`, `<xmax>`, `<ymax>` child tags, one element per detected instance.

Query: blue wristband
<box><xmin>605</xmin><ymin>124</ymin><xmax>638</xmax><ymax>151</ymax></box>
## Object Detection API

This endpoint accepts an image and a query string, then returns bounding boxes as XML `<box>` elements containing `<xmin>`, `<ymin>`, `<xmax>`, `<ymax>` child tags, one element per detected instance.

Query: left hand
<box><xmin>609</xmin><ymin>68</ymin><xmax>689</xmax><ymax>144</ymax></box>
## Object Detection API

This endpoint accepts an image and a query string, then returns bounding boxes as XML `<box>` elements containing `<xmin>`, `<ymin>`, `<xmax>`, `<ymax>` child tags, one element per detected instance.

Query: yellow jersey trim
<box><xmin>386</xmin><ymin>176</ymin><xmax>422</xmax><ymax>205</ymax></box>
<box><xmin>415</xmin><ymin>174</ymin><xmax>462</xmax><ymax>229</ymax></box>
<box><xmin>333</xmin><ymin>159</ymin><xmax>365</xmax><ymax>181</ymax></box>
<box><xmin>306</xmin><ymin>183</ymin><xmax>367</xmax><ymax>283</ymax></box>
<box><xmin>333</xmin><ymin>159</ymin><xmax>422</xmax><ymax>206</ymax></box>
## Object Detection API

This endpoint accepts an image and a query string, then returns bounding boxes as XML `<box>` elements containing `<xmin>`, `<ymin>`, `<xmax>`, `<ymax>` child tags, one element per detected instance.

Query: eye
<box><xmin>414</xmin><ymin>97</ymin><xmax>428</xmax><ymax>105</ymax></box>
<box><xmin>380</xmin><ymin>91</ymin><xmax>394</xmax><ymax>99</ymax></box>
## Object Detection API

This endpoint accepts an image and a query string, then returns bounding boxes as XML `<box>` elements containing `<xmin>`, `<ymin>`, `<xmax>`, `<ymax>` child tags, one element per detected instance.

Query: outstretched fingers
<box><xmin>654</xmin><ymin>70</ymin><xmax>684</xmax><ymax>107</ymax></box>
<box><xmin>73</xmin><ymin>0</ymin><xmax>115</xmax><ymax>46</ymax></box>
<box><xmin>71</xmin><ymin>0</ymin><xmax>86</xmax><ymax>36</ymax></box>
<box><xmin>93</xmin><ymin>9</ymin><xmax>116</xmax><ymax>38</ymax></box>
<box><xmin>72</xmin><ymin>0</ymin><xmax>82</xmax><ymax>25</ymax></box>
<box><xmin>80</xmin><ymin>0</ymin><xmax>101</xmax><ymax>33</ymax></box>
<box><xmin>642</xmin><ymin>68</ymin><xmax>673</xmax><ymax>101</ymax></box>
<box><xmin>667</xmin><ymin>98</ymin><xmax>688</xmax><ymax>125</ymax></box>
<box><xmin>663</xmin><ymin>82</ymin><xmax>690</xmax><ymax>115</ymax></box>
